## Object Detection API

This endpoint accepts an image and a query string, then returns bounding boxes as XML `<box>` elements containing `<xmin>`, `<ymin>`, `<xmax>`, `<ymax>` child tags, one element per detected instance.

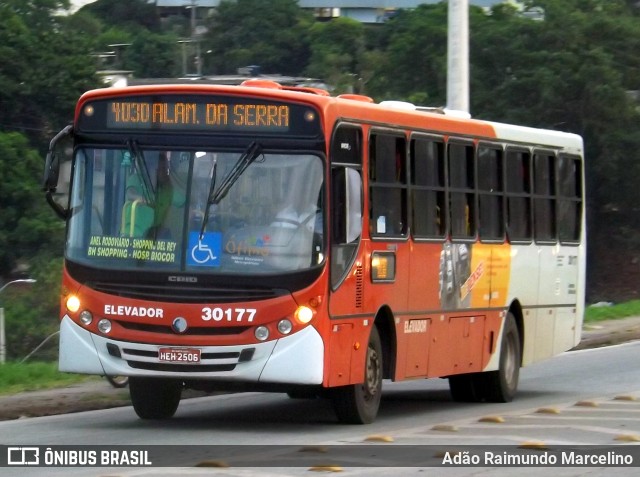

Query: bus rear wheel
<box><xmin>448</xmin><ymin>373</ymin><xmax>481</xmax><ymax>402</ymax></box>
<box><xmin>129</xmin><ymin>377</ymin><xmax>182</xmax><ymax>419</ymax></box>
<box><xmin>330</xmin><ymin>326</ymin><xmax>382</xmax><ymax>424</ymax></box>
<box><xmin>448</xmin><ymin>313</ymin><xmax>521</xmax><ymax>403</ymax></box>
<box><xmin>481</xmin><ymin>313</ymin><xmax>521</xmax><ymax>402</ymax></box>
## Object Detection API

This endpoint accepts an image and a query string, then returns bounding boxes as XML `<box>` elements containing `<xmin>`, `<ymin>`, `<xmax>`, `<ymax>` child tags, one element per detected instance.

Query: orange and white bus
<box><xmin>44</xmin><ymin>81</ymin><xmax>585</xmax><ymax>423</ymax></box>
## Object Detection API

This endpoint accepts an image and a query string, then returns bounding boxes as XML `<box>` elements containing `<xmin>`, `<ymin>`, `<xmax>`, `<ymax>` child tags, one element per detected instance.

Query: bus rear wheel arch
<box><xmin>448</xmin><ymin>312</ymin><xmax>521</xmax><ymax>403</ymax></box>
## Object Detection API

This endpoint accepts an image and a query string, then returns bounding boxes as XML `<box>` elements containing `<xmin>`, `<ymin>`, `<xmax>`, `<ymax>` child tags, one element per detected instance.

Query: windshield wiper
<box><xmin>126</xmin><ymin>139</ymin><xmax>155</xmax><ymax>206</ymax></box>
<box><xmin>200</xmin><ymin>158</ymin><xmax>218</xmax><ymax>239</ymax></box>
<box><xmin>200</xmin><ymin>141</ymin><xmax>262</xmax><ymax>238</ymax></box>
<box><xmin>211</xmin><ymin>141</ymin><xmax>262</xmax><ymax>204</ymax></box>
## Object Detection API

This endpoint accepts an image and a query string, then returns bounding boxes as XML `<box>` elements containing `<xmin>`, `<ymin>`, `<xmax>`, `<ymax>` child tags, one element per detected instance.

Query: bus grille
<box><xmin>107</xmin><ymin>344</ymin><xmax>256</xmax><ymax>373</ymax></box>
<box><xmin>115</xmin><ymin>321</ymin><xmax>250</xmax><ymax>336</ymax></box>
<box><xmin>126</xmin><ymin>361</ymin><xmax>236</xmax><ymax>373</ymax></box>
<box><xmin>88</xmin><ymin>281</ymin><xmax>285</xmax><ymax>304</ymax></box>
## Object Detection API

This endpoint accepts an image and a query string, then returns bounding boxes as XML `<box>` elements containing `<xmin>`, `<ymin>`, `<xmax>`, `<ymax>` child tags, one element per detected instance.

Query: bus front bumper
<box><xmin>58</xmin><ymin>315</ymin><xmax>324</xmax><ymax>385</ymax></box>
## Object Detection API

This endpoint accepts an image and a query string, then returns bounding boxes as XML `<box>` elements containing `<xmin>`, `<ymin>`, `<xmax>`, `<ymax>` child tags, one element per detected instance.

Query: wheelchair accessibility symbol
<box><xmin>187</xmin><ymin>232</ymin><xmax>221</xmax><ymax>267</ymax></box>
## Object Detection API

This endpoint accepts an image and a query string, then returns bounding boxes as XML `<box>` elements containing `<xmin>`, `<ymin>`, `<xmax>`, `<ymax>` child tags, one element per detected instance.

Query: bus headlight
<box><xmin>277</xmin><ymin>319</ymin><xmax>293</xmax><ymax>335</ymax></box>
<box><xmin>66</xmin><ymin>295</ymin><xmax>81</xmax><ymax>313</ymax></box>
<box><xmin>294</xmin><ymin>305</ymin><xmax>314</xmax><ymax>324</ymax></box>
<box><xmin>255</xmin><ymin>326</ymin><xmax>269</xmax><ymax>341</ymax></box>
<box><xmin>79</xmin><ymin>310</ymin><xmax>93</xmax><ymax>325</ymax></box>
<box><xmin>97</xmin><ymin>319</ymin><xmax>112</xmax><ymax>334</ymax></box>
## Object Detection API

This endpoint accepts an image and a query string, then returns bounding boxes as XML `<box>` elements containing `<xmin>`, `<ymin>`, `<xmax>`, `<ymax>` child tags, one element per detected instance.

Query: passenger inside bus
<box><xmin>120</xmin><ymin>175</ymin><xmax>154</xmax><ymax>238</ymax></box>
<box><xmin>271</xmin><ymin>204</ymin><xmax>322</xmax><ymax>233</ymax></box>
<box><xmin>270</xmin><ymin>167</ymin><xmax>323</xmax><ymax>236</ymax></box>
<box><xmin>121</xmin><ymin>152</ymin><xmax>186</xmax><ymax>239</ymax></box>
<box><xmin>152</xmin><ymin>152</ymin><xmax>186</xmax><ymax>238</ymax></box>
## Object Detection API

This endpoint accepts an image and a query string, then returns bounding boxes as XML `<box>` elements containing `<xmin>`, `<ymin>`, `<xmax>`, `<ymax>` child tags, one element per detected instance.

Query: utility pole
<box><xmin>446</xmin><ymin>0</ymin><xmax>470</xmax><ymax>114</ymax></box>
<box><xmin>188</xmin><ymin>0</ymin><xmax>202</xmax><ymax>76</ymax></box>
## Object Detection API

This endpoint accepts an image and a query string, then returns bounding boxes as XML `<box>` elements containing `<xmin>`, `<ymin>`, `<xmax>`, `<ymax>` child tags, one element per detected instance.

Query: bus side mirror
<box><xmin>43</xmin><ymin>125</ymin><xmax>73</xmax><ymax>219</ymax></box>
<box><xmin>43</xmin><ymin>150</ymin><xmax>60</xmax><ymax>191</ymax></box>
<box><xmin>345</xmin><ymin>167</ymin><xmax>362</xmax><ymax>243</ymax></box>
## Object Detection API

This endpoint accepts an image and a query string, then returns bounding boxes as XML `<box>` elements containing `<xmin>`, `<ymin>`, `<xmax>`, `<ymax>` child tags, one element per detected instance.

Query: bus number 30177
<box><xmin>201</xmin><ymin>307</ymin><xmax>257</xmax><ymax>322</ymax></box>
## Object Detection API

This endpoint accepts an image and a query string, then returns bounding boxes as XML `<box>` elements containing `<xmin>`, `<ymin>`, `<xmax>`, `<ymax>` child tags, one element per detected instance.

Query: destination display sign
<box><xmin>77</xmin><ymin>94</ymin><xmax>321</xmax><ymax>136</ymax></box>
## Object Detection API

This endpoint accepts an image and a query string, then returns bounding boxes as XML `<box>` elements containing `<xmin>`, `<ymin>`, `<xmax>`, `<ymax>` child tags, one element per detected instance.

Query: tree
<box><xmin>202</xmin><ymin>0</ymin><xmax>314</xmax><ymax>75</ymax></box>
<box><xmin>0</xmin><ymin>1</ymin><xmax>98</xmax><ymax>147</ymax></box>
<box><xmin>366</xmin><ymin>4</ymin><xmax>449</xmax><ymax>104</ymax></box>
<box><xmin>0</xmin><ymin>132</ymin><xmax>65</xmax><ymax>276</ymax></box>
<box><xmin>305</xmin><ymin>17</ymin><xmax>366</xmax><ymax>93</ymax></box>
<box><xmin>80</xmin><ymin>0</ymin><xmax>162</xmax><ymax>33</ymax></box>
<box><xmin>123</xmin><ymin>30</ymin><xmax>181</xmax><ymax>78</ymax></box>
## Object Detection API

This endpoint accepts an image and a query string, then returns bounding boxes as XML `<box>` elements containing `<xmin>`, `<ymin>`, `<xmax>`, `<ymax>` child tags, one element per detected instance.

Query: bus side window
<box><xmin>557</xmin><ymin>154</ymin><xmax>582</xmax><ymax>243</ymax></box>
<box><xmin>411</xmin><ymin>136</ymin><xmax>446</xmax><ymax>238</ymax></box>
<box><xmin>331</xmin><ymin>167</ymin><xmax>362</xmax><ymax>288</ymax></box>
<box><xmin>330</xmin><ymin>125</ymin><xmax>363</xmax><ymax>288</ymax></box>
<box><xmin>448</xmin><ymin>141</ymin><xmax>475</xmax><ymax>240</ymax></box>
<box><xmin>369</xmin><ymin>133</ymin><xmax>407</xmax><ymax>237</ymax></box>
<box><xmin>533</xmin><ymin>151</ymin><xmax>556</xmax><ymax>242</ymax></box>
<box><xmin>505</xmin><ymin>148</ymin><xmax>532</xmax><ymax>242</ymax></box>
<box><xmin>477</xmin><ymin>145</ymin><xmax>504</xmax><ymax>241</ymax></box>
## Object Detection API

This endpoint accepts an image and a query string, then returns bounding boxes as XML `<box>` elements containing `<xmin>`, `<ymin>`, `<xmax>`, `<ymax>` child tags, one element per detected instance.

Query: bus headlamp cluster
<box><xmin>255</xmin><ymin>326</ymin><xmax>269</xmax><ymax>341</ymax></box>
<box><xmin>253</xmin><ymin>305</ymin><xmax>315</xmax><ymax>342</ymax></box>
<box><xmin>66</xmin><ymin>295</ymin><xmax>81</xmax><ymax>313</ymax></box>
<box><xmin>79</xmin><ymin>310</ymin><xmax>93</xmax><ymax>325</ymax></box>
<box><xmin>278</xmin><ymin>319</ymin><xmax>293</xmax><ymax>335</ymax></box>
<box><xmin>66</xmin><ymin>295</ymin><xmax>112</xmax><ymax>335</ymax></box>
<box><xmin>98</xmin><ymin>319</ymin><xmax>112</xmax><ymax>334</ymax></box>
<box><xmin>254</xmin><ymin>320</ymin><xmax>294</xmax><ymax>341</ymax></box>
<box><xmin>294</xmin><ymin>305</ymin><xmax>314</xmax><ymax>324</ymax></box>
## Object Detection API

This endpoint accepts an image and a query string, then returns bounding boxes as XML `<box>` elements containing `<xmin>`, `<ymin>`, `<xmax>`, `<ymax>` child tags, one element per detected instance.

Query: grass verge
<box><xmin>585</xmin><ymin>300</ymin><xmax>640</xmax><ymax>323</ymax></box>
<box><xmin>0</xmin><ymin>361</ymin><xmax>94</xmax><ymax>396</ymax></box>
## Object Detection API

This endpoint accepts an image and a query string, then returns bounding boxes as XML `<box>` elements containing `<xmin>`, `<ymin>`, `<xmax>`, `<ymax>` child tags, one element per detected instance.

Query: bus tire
<box><xmin>106</xmin><ymin>375</ymin><xmax>129</xmax><ymax>388</ymax></box>
<box><xmin>330</xmin><ymin>326</ymin><xmax>382</xmax><ymax>424</ymax></box>
<box><xmin>129</xmin><ymin>377</ymin><xmax>182</xmax><ymax>420</ymax></box>
<box><xmin>448</xmin><ymin>373</ymin><xmax>481</xmax><ymax>402</ymax></box>
<box><xmin>480</xmin><ymin>313</ymin><xmax>521</xmax><ymax>402</ymax></box>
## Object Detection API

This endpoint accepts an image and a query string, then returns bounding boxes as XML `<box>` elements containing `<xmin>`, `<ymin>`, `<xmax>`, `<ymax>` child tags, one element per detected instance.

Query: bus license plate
<box><xmin>158</xmin><ymin>347</ymin><xmax>201</xmax><ymax>363</ymax></box>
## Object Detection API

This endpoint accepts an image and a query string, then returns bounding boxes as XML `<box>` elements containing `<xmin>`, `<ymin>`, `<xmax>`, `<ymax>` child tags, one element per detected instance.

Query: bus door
<box><xmin>327</xmin><ymin>125</ymin><xmax>365</xmax><ymax>387</ymax></box>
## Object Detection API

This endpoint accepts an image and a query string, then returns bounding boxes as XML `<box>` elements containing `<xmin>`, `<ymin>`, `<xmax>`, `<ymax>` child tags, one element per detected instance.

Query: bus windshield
<box><xmin>67</xmin><ymin>146</ymin><xmax>324</xmax><ymax>274</ymax></box>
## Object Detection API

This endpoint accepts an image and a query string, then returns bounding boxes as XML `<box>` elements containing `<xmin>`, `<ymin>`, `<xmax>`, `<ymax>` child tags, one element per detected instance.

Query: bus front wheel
<box><xmin>129</xmin><ymin>377</ymin><xmax>182</xmax><ymax>419</ymax></box>
<box><xmin>330</xmin><ymin>326</ymin><xmax>382</xmax><ymax>424</ymax></box>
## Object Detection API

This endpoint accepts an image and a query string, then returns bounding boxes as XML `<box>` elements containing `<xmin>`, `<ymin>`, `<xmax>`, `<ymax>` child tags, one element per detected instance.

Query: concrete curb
<box><xmin>573</xmin><ymin>315</ymin><xmax>640</xmax><ymax>350</ymax></box>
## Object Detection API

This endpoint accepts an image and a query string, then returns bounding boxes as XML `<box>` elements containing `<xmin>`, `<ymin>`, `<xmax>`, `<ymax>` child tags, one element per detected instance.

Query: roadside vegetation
<box><xmin>0</xmin><ymin>362</ymin><xmax>94</xmax><ymax>396</ymax></box>
<box><xmin>584</xmin><ymin>300</ymin><xmax>640</xmax><ymax>323</ymax></box>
